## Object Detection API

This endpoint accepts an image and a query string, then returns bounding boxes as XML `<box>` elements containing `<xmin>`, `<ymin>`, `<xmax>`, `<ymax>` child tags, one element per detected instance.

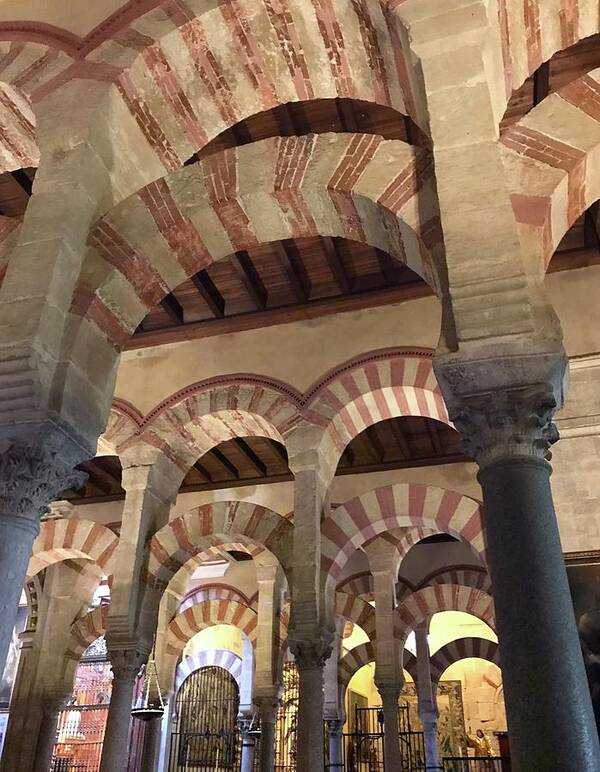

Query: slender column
<box><xmin>437</xmin><ymin>354</ymin><xmax>600</xmax><ymax>772</ymax></box>
<box><xmin>33</xmin><ymin>694</ymin><xmax>68</xmax><ymax>772</ymax></box>
<box><xmin>99</xmin><ymin>650</ymin><xmax>144</xmax><ymax>772</ymax></box>
<box><xmin>255</xmin><ymin>694</ymin><xmax>278</xmax><ymax>772</ymax></box>
<box><xmin>326</xmin><ymin>719</ymin><xmax>343</xmax><ymax>771</ymax></box>
<box><xmin>140</xmin><ymin>716</ymin><xmax>162</xmax><ymax>772</ymax></box>
<box><xmin>286</xmin><ymin>433</ymin><xmax>335</xmax><ymax>772</ymax></box>
<box><xmin>365</xmin><ymin>538</ymin><xmax>403</xmax><ymax>772</ymax></box>
<box><xmin>237</xmin><ymin>717</ymin><xmax>256</xmax><ymax>772</ymax></box>
<box><xmin>0</xmin><ymin>441</ymin><xmax>84</xmax><ymax>678</ymax></box>
<box><xmin>415</xmin><ymin>625</ymin><xmax>440</xmax><ymax>771</ymax></box>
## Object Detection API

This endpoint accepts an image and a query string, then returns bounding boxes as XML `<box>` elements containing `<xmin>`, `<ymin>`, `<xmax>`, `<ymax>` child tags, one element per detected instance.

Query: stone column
<box><xmin>33</xmin><ymin>694</ymin><xmax>67</xmax><ymax>772</ymax></box>
<box><xmin>365</xmin><ymin>538</ymin><xmax>403</xmax><ymax>772</ymax></box>
<box><xmin>415</xmin><ymin>625</ymin><xmax>440</xmax><ymax>771</ymax></box>
<box><xmin>326</xmin><ymin>719</ymin><xmax>344</xmax><ymax>771</ymax></box>
<box><xmin>436</xmin><ymin>352</ymin><xmax>600</xmax><ymax>771</ymax></box>
<box><xmin>255</xmin><ymin>694</ymin><xmax>279</xmax><ymax>772</ymax></box>
<box><xmin>286</xmin><ymin>429</ymin><xmax>336</xmax><ymax>772</ymax></box>
<box><xmin>140</xmin><ymin>716</ymin><xmax>162</xmax><ymax>772</ymax></box>
<box><xmin>0</xmin><ymin>441</ymin><xmax>84</xmax><ymax>678</ymax></box>
<box><xmin>237</xmin><ymin>717</ymin><xmax>256</xmax><ymax>772</ymax></box>
<box><xmin>99</xmin><ymin>649</ymin><xmax>145</xmax><ymax>772</ymax></box>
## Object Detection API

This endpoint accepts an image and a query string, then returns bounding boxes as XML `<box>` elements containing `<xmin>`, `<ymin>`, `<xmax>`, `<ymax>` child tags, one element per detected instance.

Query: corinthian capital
<box><xmin>289</xmin><ymin>629</ymin><xmax>334</xmax><ymax>670</ymax></box>
<box><xmin>453</xmin><ymin>385</ymin><xmax>560</xmax><ymax>467</ymax></box>
<box><xmin>433</xmin><ymin>347</ymin><xmax>568</xmax><ymax>470</ymax></box>
<box><xmin>0</xmin><ymin>439</ymin><xmax>86</xmax><ymax>520</ymax></box>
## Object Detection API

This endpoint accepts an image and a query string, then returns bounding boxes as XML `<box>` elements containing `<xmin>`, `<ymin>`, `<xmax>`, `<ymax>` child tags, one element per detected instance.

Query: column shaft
<box><xmin>33</xmin><ymin>701</ymin><xmax>64</xmax><ymax>772</ymax></box>
<box><xmin>99</xmin><ymin>667</ymin><xmax>138</xmax><ymax>772</ymax></box>
<box><xmin>140</xmin><ymin>717</ymin><xmax>162</xmax><ymax>772</ymax></box>
<box><xmin>256</xmin><ymin>696</ymin><xmax>278</xmax><ymax>772</ymax></box>
<box><xmin>326</xmin><ymin>720</ymin><xmax>343</xmax><ymax>771</ymax></box>
<box><xmin>379</xmin><ymin>686</ymin><xmax>402</xmax><ymax>772</ymax></box>
<box><xmin>415</xmin><ymin>626</ymin><xmax>440</xmax><ymax>771</ymax></box>
<box><xmin>0</xmin><ymin>514</ymin><xmax>38</xmax><ymax>677</ymax></box>
<box><xmin>239</xmin><ymin>733</ymin><xmax>256</xmax><ymax>772</ymax></box>
<box><xmin>480</xmin><ymin>456</ymin><xmax>600</xmax><ymax>771</ymax></box>
<box><xmin>297</xmin><ymin>663</ymin><xmax>325</xmax><ymax>771</ymax></box>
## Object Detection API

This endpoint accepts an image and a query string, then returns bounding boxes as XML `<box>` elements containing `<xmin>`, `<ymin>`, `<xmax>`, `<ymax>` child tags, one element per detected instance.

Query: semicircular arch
<box><xmin>430</xmin><ymin>637</ymin><xmax>500</xmax><ymax>687</ymax></box>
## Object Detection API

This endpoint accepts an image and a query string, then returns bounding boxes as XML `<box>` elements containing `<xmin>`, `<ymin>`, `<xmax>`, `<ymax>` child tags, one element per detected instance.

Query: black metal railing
<box><xmin>442</xmin><ymin>757</ymin><xmax>510</xmax><ymax>772</ymax></box>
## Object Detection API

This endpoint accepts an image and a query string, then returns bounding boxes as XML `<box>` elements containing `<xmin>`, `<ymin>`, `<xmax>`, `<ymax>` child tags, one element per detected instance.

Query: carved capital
<box><xmin>254</xmin><ymin>694</ymin><xmax>280</xmax><ymax>723</ymax></box>
<box><xmin>109</xmin><ymin>648</ymin><xmax>146</xmax><ymax>682</ymax></box>
<box><xmin>326</xmin><ymin>719</ymin><xmax>344</xmax><ymax>736</ymax></box>
<box><xmin>0</xmin><ymin>440</ymin><xmax>86</xmax><ymax>520</ymax></box>
<box><xmin>237</xmin><ymin>716</ymin><xmax>257</xmax><ymax>736</ymax></box>
<box><xmin>290</xmin><ymin>630</ymin><xmax>333</xmax><ymax>670</ymax></box>
<box><xmin>434</xmin><ymin>348</ymin><xmax>568</xmax><ymax>471</ymax></box>
<box><xmin>453</xmin><ymin>385</ymin><xmax>560</xmax><ymax>468</ymax></box>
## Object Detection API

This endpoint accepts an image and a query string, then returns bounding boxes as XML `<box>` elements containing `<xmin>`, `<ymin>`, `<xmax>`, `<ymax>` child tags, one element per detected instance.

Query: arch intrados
<box><xmin>177</xmin><ymin>659</ymin><xmax>242</xmax><ymax>697</ymax></box>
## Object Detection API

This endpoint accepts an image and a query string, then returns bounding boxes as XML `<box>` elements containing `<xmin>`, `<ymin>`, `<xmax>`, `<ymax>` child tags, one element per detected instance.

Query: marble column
<box><xmin>292</xmin><ymin>638</ymin><xmax>331</xmax><ymax>772</ymax></box>
<box><xmin>255</xmin><ymin>694</ymin><xmax>278</xmax><ymax>772</ymax></box>
<box><xmin>0</xmin><ymin>441</ymin><xmax>84</xmax><ymax>678</ymax></box>
<box><xmin>99</xmin><ymin>650</ymin><xmax>144</xmax><ymax>772</ymax></box>
<box><xmin>326</xmin><ymin>719</ymin><xmax>343</xmax><ymax>771</ymax></box>
<box><xmin>437</xmin><ymin>353</ymin><xmax>600</xmax><ymax>771</ymax></box>
<box><xmin>415</xmin><ymin>625</ymin><xmax>441</xmax><ymax>771</ymax></box>
<box><xmin>237</xmin><ymin>717</ymin><xmax>256</xmax><ymax>772</ymax></box>
<box><xmin>33</xmin><ymin>694</ymin><xmax>67</xmax><ymax>772</ymax></box>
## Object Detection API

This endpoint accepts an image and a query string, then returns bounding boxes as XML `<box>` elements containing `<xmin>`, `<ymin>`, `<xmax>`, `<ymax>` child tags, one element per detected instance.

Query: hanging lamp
<box><xmin>131</xmin><ymin>648</ymin><xmax>165</xmax><ymax>721</ymax></box>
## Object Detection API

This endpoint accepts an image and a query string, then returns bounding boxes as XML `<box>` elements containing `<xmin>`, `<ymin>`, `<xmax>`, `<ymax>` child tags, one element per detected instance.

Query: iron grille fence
<box><xmin>442</xmin><ymin>758</ymin><xmax>510</xmax><ymax>772</ymax></box>
<box><xmin>168</xmin><ymin>665</ymin><xmax>240</xmax><ymax>772</ymax></box>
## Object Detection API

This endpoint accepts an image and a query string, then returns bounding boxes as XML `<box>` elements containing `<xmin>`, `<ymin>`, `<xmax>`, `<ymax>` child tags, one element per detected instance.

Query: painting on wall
<box><xmin>402</xmin><ymin>680</ymin><xmax>467</xmax><ymax>756</ymax></box>
<box><xmin>347</xmin><ymin>690</ymin><xmax>368</xmax><ymax>731</ymax></box>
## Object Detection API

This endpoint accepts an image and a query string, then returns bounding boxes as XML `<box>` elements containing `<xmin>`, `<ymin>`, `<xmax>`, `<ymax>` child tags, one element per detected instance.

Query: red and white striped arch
<box><xmin>179</xmin><ymin>585</ymin><xmax>251</xmax><ymax>615</ymax></box>
<box><xmin>66</xmin><ymin>604</ymin><xmax>109</xmax><ymax>661</ymax></box>
<box><xmin>303</xmin><ymin>349</ymin><xmax>450</xmax><ymax>466</ymax></box>
<box><xmin>129</xmin><ymin>376</ymin><xmax>301</xmax><ymax>472</ymax></box>
<box><xmin>146</xmin><ymin>501</ymin><xmax>293</xmax><ymax>590</ymax></box>
<box><xmin>336</xmin><ymin>572</ymin><xmax>374</xmax><ymax>601</ymax></box>
<box><xmin>27</xmin><ymin>518</ymin><xmax>118</xmax><ymax>580</ymax></box>
<box><xmin>396</xmin><ymin>586</ymin><xmax>495</xmax><ymax>647</ymax></box>
<box><xmin>503</xmin><ymin>67</ymin><xmax>600</xmax><ymax>273</ymax></box>
<box><xmin>97</xmin><ymin>399</ymin><xmax>143</xmax><ymax>457</ymax></box>
<box><xmin>175</xmin><ymin>649</ymin><xmax>243</xmax><ymax>694</ymax></box>
<box><xmin>420</xmin><ymin>567</ymin><xmax>492</xmax><ymax>594</ymax></box>
<box><xmin>335</xmin><ymin>592</ymin><xmax>377</xmax><ymax>640</ymax></box>
<box><xmin>75</xmin><ymin>133</ymin><xmax>439</xmax><ymax>350</ymax></box>
<box><xmin>338</xmin><ymin>641</ymin><xmax>417</xmax><ymax>688</ymax></box>
<box><xmin>166</xmin><ymin>599</ymin><xmax>258</xmax><ymax>658</ymax></box>
<box><xmin>429</xmin><ymin>637</ymin><xmax>500</xmax><ymax>686</ymax></box>
<box><xmin>80</xmin><ymin>0</ymin><xmax>417</xmax><ymax>172</ymax></box>
<box><xmin>322</xmin><ymin>483</ymin><xmax>485</xmax><ymax>585</ymax></box>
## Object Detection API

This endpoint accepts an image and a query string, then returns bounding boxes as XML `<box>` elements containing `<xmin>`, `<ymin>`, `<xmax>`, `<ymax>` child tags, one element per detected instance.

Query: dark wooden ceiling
<box><xmin>64</xmin><ymin>415</ymin><xmax>469</xmax><ymax>503</ymax></box>
<box><xmin>1</xmin><ymin>35</ymin><xmax>599</xmax><ymax>349</ymax></box>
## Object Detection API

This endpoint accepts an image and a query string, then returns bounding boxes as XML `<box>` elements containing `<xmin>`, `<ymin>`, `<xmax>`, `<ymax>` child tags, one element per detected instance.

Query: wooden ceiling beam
<box><xmin>336</xmin><ymin>98</ymin><xmax>359</xmax><ymax>132</ymax></box>
<box><xmin>389</xmin><ymin>419</ymin><xmax>411</xmax><ymax>460</ymax></box>
<box><xmin>426</xmin><ymin>420</ymin><xmax>444</xmax><ymax>457</ymax></box>
<box><xmin>377</xmin><ymin>250</ymin><xmax>399</xmax><ymax>285</ymax></box>
<box><xmin>533</xmin><ymin>61</ymin><xmax>550</xmax><ymax>105</ymax></box>
<box><xmin>274</xmin><ymin>240</ymin><xmax>309</xmax><ymax>303</ymax></box>
<box><xmin>233</xmin><ymin>438</ymin><xmax>267</xmax><ymax>476</ymax></box>
<box><xmin>193</xmin><ymin>460</ymin><xmax>213</xmax><ymax>482</ymax></box>
<box><xmin>230</xmin><ymin>251</ymin><xmax>268</xmax><ymax>310</ymax></box>
<box><xmin>191</xmin><ymin>271</ymin><xmax>226</xmax><ymax>317</ymax></box>
<box><xmin>322</xmin><ymin>236</ymin><xmax>351</xmax><ymax>294</ymax></box>
<box><xmin>160</xmin><ymin>293</ymin><xmax>185</xmax><ymax>325</ymax></box>
<box><xmin>364</xmin><ymin>425</ymin><xmax>385</xmax><ymax>463</ymax></box>
<box><xmin>583</xmin><ymin>203</ymin><xmax>600</xmax><ymax>250</ymax></box>
<box><xmin>268</xmin><ymin>439</ymin><xmax>289</xmax><ymax>466</ymax></box>
<box><xmin>211</xmin><ymin>447</ymin><xmax>240</xmax><ymax>479</ymax></box>
<box><xmin>78</xmin><ymin>461</ymin><xmax>115</xmax><ymax>495</ymax></box>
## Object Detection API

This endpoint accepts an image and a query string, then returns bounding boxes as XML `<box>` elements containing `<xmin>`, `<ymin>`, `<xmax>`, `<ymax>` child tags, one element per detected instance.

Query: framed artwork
<box><xmin>401</xmin><ymin>680</ymin><xmax>466</xmax><ymax>756</ymax></box>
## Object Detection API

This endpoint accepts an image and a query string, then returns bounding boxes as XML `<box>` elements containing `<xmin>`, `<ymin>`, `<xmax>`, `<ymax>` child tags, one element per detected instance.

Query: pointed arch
<box><xmin>146</xmin><ymin>501</ymin><xmax>292</xmax><ymax>590</ymax></box>
<box><xmin>27</xmin><ymin>519</ymin><xmax>118</xmax><ymax>580</ymax></box>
